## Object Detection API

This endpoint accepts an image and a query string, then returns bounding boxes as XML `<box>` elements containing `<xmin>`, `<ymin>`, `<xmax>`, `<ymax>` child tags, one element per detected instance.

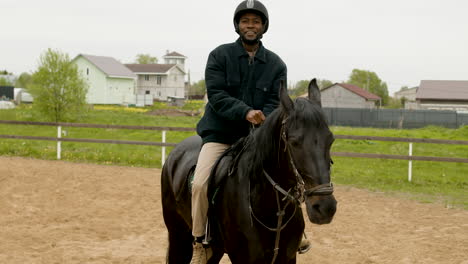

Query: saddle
<box><xmin>186</xmin><ymin>137</ymin><xmax>248</xmax><ymax>200</ymax></box>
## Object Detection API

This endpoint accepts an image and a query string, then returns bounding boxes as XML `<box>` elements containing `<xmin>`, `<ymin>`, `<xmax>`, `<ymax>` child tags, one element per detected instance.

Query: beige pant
<box><xmin>191</xmin><ymin>142</ymin><xmax>230</xmax><ymax>237</ymax></box>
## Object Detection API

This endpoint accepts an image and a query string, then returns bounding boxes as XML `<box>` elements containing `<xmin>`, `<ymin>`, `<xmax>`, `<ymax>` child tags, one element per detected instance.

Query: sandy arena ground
<box><xmin>0</xmin><ymin>156</ymin><xmax>467</xmax><ymax>264</ymax></box>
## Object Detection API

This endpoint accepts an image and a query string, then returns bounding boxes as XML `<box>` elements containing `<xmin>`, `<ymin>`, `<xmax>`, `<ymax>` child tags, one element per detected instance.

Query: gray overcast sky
<box><xmin>1</xmin><ymin>0</ymin><xmax>467</xmax><ymax>94</ymax></box>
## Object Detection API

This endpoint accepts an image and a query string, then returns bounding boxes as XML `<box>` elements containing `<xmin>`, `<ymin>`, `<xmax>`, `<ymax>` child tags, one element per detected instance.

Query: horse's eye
<box><xmin>289</xmin><ymin>138</ymin><xmax>300</xmax><ymax>147</ymax></box>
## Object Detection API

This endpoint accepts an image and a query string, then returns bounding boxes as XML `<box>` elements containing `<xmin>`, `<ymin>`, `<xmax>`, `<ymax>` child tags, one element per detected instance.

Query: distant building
<box><xmin>72</xmin><ymin>54</ymin><xmax>136</xmax><ymax>105</ymax></box>
<box><xmin>394</xmin><ymin>87</ymin><xmax>418</xmax><ymax>109</ymax></box>
<box><xmin>415</xmin><ymin>80</ymin><xmax>468</xmax><ymax>111</ymax></box>
<box><xmin>125</xmin><ymin>64</ymin><xmax>185</xmax><ymax>101</ymax></box>
<box><xmin>163</xmin><ymin>51</ymin><xmax>186</xmax><ymax>71</ymax></box>
<box><xmin>394</xmin><ymin>87</ymin><xmax>418</xmax><ymax>101</ymax></box>
<box><xmin>318</xmin><ymin>83</ymin><xmax>381</xmax><ymax>109</ymax></box>
<box><xmin>125</xmin><ymin>51</ymin><xmax>186</xmax><ymax>102</ymax></box>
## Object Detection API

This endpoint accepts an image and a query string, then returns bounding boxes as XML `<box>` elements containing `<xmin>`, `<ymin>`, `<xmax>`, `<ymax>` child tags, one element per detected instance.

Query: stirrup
<box><xmin>298</xmin><ymin>239</ymin><xmax>311</xmax><ymax>254</ymax></box>
<box><xmin>298</xmin><ymin>232</ymin><xmax>311</xmax><ymax>254</ymax></box>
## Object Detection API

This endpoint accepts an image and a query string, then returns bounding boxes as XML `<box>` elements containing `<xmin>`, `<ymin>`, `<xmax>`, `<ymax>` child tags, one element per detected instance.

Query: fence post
<box><xmin>408</xmin><ymin>142</ymin><xmax>413</xmax><ymax>182</ymax></box>
<box><xmin>57</xmin><ymin>126</ymin><xmax>62</xmax><ymax>160</ymax></box>
<box><xmin>162</xmin><ymin>130</ymin><xmax>166</xmax><ymax>167</ymax></box>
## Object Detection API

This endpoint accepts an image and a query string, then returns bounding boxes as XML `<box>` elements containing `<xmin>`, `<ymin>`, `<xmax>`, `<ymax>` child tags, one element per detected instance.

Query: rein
<box><xmin>249</xmin><ymin>116</ymin><xmax>334</xmax><ymax>264</ymax></box>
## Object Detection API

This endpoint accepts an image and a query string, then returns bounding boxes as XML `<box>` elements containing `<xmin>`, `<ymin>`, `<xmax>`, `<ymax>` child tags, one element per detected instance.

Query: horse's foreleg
<box><xmin>166</xmin><ymin>221</ymin><xmax>193</xmax><ymax>264</ymax></box>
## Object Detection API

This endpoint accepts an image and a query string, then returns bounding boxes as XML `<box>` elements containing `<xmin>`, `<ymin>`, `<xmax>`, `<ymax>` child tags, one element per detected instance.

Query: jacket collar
<box><xmin>235</xmin><ymin>38</ymin><xmax>267</xmax><ymax>63</ymax></box>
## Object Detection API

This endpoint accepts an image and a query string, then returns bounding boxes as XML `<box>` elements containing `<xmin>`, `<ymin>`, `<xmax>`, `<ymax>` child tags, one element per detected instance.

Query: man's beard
<box><xmin>240</xmin><ymin>32</ymin><xmax>263</xmax><ymax>45</ymax></box>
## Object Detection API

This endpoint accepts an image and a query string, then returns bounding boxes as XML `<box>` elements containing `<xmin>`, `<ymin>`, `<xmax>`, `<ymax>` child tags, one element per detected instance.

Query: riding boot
<box><xmin>190</xmin><ymin>242</ymin><xmax>207</xmax><ymax>264</ymax></box>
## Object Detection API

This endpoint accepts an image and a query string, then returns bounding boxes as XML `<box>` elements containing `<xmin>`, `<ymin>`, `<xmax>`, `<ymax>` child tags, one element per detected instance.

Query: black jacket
<box><xmin>197</xmin><ymin>38</ymin><xmax>287</xmax><ymax>145</ymax></box>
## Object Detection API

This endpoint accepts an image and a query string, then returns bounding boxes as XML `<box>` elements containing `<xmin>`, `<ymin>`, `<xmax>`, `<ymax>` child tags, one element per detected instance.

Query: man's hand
<box><xmin>246</xmin><ymin>109</ymin><xmax>265</xmax><ymax>125</ymax></box>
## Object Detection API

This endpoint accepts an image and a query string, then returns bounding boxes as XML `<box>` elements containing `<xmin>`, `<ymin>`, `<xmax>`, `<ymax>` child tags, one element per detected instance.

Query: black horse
<box><xmin>161</xmin><ymin>79</ymin><xmax>337</xmax><ymax>264</ymax></box>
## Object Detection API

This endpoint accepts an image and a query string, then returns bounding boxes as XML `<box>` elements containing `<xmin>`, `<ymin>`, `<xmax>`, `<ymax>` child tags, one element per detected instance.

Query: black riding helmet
<box><xmin>233</xmin><ymin>0</ymin><xmax>269</xmax><ymax>34</ymax></box>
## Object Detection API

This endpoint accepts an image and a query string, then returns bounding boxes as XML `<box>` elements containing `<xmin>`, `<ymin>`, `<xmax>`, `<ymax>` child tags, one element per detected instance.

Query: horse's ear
<box><xmin>279</xmin><ymin>79</ymin><xmax>294</xmax><ymax>112</ymax></box>
<box><xmin>308</xmin><ymin>78</ymin><xmax>322</xmax><ymax>107</ymax></box>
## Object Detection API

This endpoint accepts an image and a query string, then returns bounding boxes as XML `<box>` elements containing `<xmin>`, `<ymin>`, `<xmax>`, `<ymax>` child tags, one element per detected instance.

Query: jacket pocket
<box><xmin>253</xmin><ymin>81</ymin><xmax>270</xmax><ymax>108</ymax></box>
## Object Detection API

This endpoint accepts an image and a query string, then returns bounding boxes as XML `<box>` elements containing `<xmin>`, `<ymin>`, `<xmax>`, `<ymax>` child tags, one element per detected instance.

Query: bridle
<box><xmin>249</xmin><ymin>116</ymin><xmax>334</xmax><ymax>264</ymax></box>
<box><xmin>274</xmin><ymin>117</ymin><xmax>334</xmax><ymax>201</ymax></box>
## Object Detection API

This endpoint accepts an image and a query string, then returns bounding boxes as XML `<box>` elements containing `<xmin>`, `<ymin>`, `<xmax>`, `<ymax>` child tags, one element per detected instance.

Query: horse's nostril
<box><xmin>312</xmin><ymin>203</ymin><xmax>321</xmax><ymax>212</ymax></box>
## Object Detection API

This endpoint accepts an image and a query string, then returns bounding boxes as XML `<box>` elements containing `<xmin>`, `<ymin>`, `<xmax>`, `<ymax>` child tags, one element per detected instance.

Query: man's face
<box><xmin>238</xmin><ymin>12</ymin><xmax>264</xmax><ymax>44</ymax></box>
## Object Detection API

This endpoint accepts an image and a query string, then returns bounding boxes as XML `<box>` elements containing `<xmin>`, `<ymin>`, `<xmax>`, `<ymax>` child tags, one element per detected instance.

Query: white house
<box><xmin>319</xmin><ymin>83</ymin><xmax>381</xmax><ymax>109</ymax></box>
<box><xmin>163</xmin><ymin>51</ymin><xmax>187</xmax><ymax>71</ymax></box>
<box><xmin>72</xmin><ymin>54</ymin><xmax>137</xmax><ymax>105</ymax></box>
<box><xmin>125</xmin><ymin>51</ymin><xmax>186</xmax><ymax>101</ymax></box>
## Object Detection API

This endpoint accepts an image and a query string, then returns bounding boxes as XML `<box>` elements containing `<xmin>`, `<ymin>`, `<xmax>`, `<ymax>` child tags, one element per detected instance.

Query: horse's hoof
<box><xmin>298</xmin><ymin>239</ymin><xmax>312</xmax><ymax>254</ymax></box>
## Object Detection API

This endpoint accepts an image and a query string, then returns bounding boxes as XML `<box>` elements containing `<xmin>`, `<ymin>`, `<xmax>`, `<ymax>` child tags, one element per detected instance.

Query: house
<box><xmin>394</xmin><ymin>87</ymin><xmax>418</xmax><ymax>101</ymax></box>
<box><xmin>319</xmin><ymin>83</ymin><xmax>381</xmax><ymax>109</ymax></box>
<box><xmin>163</xmin><ymin>51</ymin><xmax>187</xmax><ymax>70</ymax></box>
<box><xmin>394</xmin><ymin>86</ymin><xmax>418</xmax><ymax>109</ymax></box>
<box><xmin>124</xmin><ymin>64</ymin><xmax>185</xmax><ymax>101</ymax></box>
<box><xmin>72</xmin><ymin>54</ymin><xmax>137</xmax><ymax>105</ymax></box>
<box><xmin>124</xmin><ymin>51</ymin><xmax>186</xmax><ymax>101</ymax></box>
<box><xmin>415</xmin><ymin>80</ymin><xmax>468</xmax><ymax>111</ymax></box>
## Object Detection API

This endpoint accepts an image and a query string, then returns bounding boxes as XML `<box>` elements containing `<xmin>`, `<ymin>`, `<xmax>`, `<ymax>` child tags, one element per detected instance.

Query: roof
<box><xmin>164</xmin><ymin>51</ymin><xmax>185</xmax><ymax>57</ymax></box>
<box><xmin>416</xmin><ymin>80</ymin><xmax>468</xmax><ymax>101</ymax></box>
<box><xmin>323</xmin><ymin>83</ymin><xmax>381</xmax><ymax>100</ymax></box>
<box><xmin>395</xmin><ymin>86</ymin><xmax>418</xmax><ymax>93</ymax></box>
<box><xmin>124</xmin><ymin>64</ymin><xmax>177</xmax><ymax>74</ymax></box>
<box><xmin>76</xmin><ymin>54</ymin><xmax>136</xmax><ymax>78</ymax></box>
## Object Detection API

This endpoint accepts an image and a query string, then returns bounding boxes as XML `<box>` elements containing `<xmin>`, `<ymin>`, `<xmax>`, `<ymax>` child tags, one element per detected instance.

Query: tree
<box><xmin>347</xmin><ymin>69</ymin><xmax>389</xmax><ymax>105</ymax></box>
<box><xmin>15</xmin><ymin>72</ymin><xmax>33</xmax><ymax>88</ymax></box>
<box><xmin>189</xmin><ymin>79</ymin><xmax>206</xmax><ymax>96</ymax></box>
<box><xmin>29</xmin><ymin>48</ymin><xmax>88</xmax><ymax>122</ymax></box>
<box><xmin>290</xmin><ymin>80</ymin><xmax>309</xmax><ymax>97</ymax></box>
<box><xmin>399</xmin><ymin>86</ymin><xmax>409</xmax><ymax>91</ymax></box>
<box><xmin>135</xmin><ymin>54</ymin><xmax>158</xmax><ymax>64</ymax></box>
<box><xmin>289</xmin><ymin>78</ymin><xmax>333</xmax><ymax>97</ymax></box>
<box><xmin>317</xmin><ymin>79</ymin><xmax>334</xmax><ymax>90</ymax></box>
<box><xmin>385</xmin><ymin>97</ymin><xmax>403</xmax><ymax>109</ymax></box>
<box><xmin>0</xmin><ymin>77</ymin><xmax>13</xmax><ymax>86</ymax></box>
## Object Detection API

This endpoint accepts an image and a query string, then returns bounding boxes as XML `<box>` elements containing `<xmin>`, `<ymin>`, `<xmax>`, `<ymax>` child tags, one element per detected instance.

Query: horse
<box><xmin>161</xmin><ymin>79</ymin><xmax>337</xmax><ymax>264</ymax></box>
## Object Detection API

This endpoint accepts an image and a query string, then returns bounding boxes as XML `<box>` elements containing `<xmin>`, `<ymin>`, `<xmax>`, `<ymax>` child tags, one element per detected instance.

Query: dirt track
<box><xmin>0</xmin><ymin>156</ymin><xmax>467</xmax><ymax>264</ymax></box>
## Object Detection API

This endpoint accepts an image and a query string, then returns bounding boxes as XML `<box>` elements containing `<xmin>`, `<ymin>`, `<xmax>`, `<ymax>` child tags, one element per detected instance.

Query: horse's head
<box><xmin>279</xmin><ymin>79</ymin><xmax>337</xmax><ymax>225</ymax></box>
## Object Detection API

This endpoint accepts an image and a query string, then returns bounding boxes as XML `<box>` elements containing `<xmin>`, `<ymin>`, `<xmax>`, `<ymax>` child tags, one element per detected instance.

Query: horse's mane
<box><xmin>227</xmin><ymin>97</ymin><xmax>327</xmax><ymax>179</ymax></box>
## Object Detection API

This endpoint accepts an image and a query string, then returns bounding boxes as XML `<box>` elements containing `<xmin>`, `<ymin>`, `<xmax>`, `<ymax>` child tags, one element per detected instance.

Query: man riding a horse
<box><xmin>191</xmin><ymin>0</ymin><xmax>308</xmax><ymax>262</ymax></box>
<box><xmin>161</xmin><ymin>1</ymin><xmax>336</xmax><ymax>263</ymax></box>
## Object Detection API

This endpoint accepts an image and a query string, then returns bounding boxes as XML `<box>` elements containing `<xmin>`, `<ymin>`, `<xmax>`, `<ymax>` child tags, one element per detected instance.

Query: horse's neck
<box><xmin>250</xmin><ymin>130</ymin><xmax>294</xmax><ymax>190</ymax></box>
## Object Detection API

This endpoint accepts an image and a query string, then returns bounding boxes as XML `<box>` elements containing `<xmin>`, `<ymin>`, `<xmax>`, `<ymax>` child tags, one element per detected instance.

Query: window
<box><xmin>86</xmin><ymin>68</ymin><xmax>89</xmax><ymax>75</ymax></box>
<box><xmin>145</xmin><ymin>90</ymin><xmax>150</xmax><ymax>94</ymax></box>
<box><xmin>157</xmin><ymin>76</ymin><xmax>162</xmax><ymax>85</ymax></box>
<box><xmin>144</xmin><ymin>75</ymin><xmax>149</xmax><ymax>81</ymax></box>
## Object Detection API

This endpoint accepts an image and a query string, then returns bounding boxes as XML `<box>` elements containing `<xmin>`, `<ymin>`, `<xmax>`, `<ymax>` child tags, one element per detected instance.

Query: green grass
<box><xmin>1</xmin><ymin>103</ymin><xmax>467</xmax><ymax>209</ymax></box>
